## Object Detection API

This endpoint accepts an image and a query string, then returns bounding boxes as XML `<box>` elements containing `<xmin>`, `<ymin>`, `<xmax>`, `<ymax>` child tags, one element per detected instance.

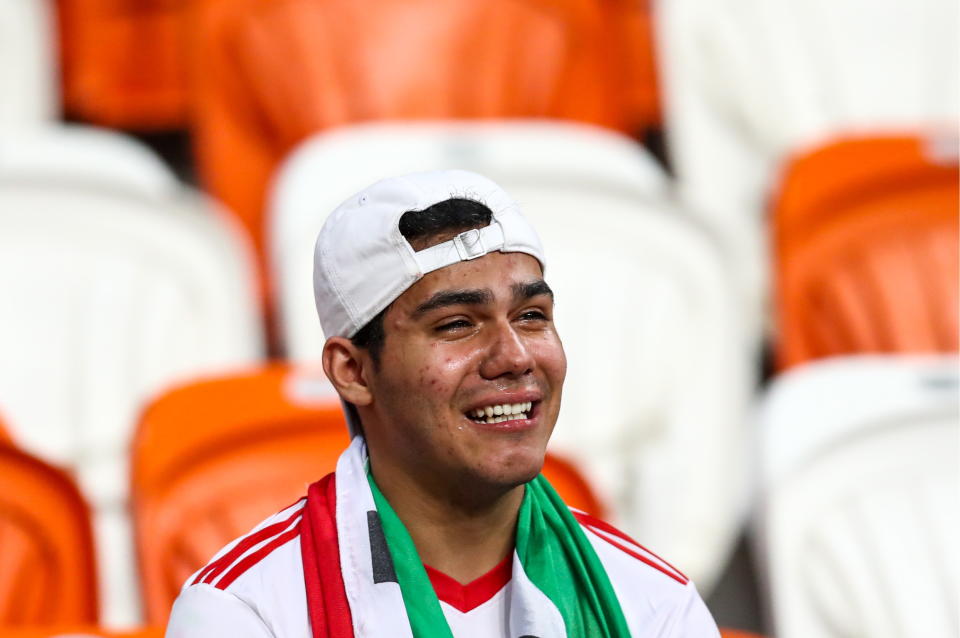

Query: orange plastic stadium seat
<box><xmin>131</xmin><ymin>364</ymin><xmax>348</xmax><ymax>624</ymax></box>
<box><xmin>1</xmin><ymin>627</ymin><xmax>164</xmax><ymax>638</ymax></box>
<box><xmin>0</xmin><ymin>445</ymin><xmax>98</xmax><ymax>626</ymax></box>
<box><xmin>56</xmin><ymin>0</ymin><xmax>189</xmax><ymax>128</ymax></box>
<box><xmin>773</xmin><ymin>133</ymin><xmax>959</xmax><ymax>370</ymax></box>
<box><xmin>541</xmin><ymin>452</ymin><xmax>606</xmax><ymax>517</ymax></box>
<box><xmin>189</xmin><ymin>0</ymin><xmax>659</xmax><ymax>303</ymax></box>
<box><xmin>131</xmin><ymin>364</ymin><xmax>608</xmax><ymax>623</ymax></box>
<box><xmin>719</xmin><ymin>631</ymin><xmax>766</xmax><ymax>638</ymax></box>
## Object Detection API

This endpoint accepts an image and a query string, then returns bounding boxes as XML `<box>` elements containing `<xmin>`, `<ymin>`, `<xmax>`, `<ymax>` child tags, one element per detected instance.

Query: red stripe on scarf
<box><xmin>300</xmin><ymin>472</ymin><xmax>355</xmax><ymax>638</ymax></box>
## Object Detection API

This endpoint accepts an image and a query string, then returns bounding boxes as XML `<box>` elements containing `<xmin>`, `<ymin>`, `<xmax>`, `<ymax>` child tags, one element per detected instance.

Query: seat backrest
<box><xmin>270</xmin><ymin>121</ymin><xmax>754</xmax><ymax>593</ymax></box>
<box><xmin>190</xmin><ymin>0</ymin><xmax>658</xmax><ymax>298</ymax></box>
<box><xmin>56</xmin><ymin>0</ymin><xmax>188</xmax><ymax>128</ymax></box>
<box><xmin>773</xmin><ymin>133</ymin><xmax>959</xmax><ymax>369</ymax></box>
<box><xmin>0</xmin><ymin>153</ymin><xmax>263</xmax><ymax>625</ymax></box>
<box><xmin>0</xmin><ymin>125</ymin><xmax>180</xmax><ymax>200</ymax></box>
<box><xmin>757</xmin><ymin>355</ymin><xmax>959</xmax><ymax>638</ymax></box>
<box><xmin>0</xmin><ymin>628</ymin><xmax>163</xmax><ymax>638</ymax></box>
<box><xmin>663</xmin><ymin>0</ymin><xmax>958</xmax><ymax>160</ymax></box>
<box><xmin>0</xmin><ymin>444</ymin><xmax>98</xmax><ymax>625</ymax></box>
<box><xmin>656</xmin><ymin>0</ymin><xmax>959</xmax><ymax>314</ymax></box>
<box><xmin>132</xmin><ymin>365</ymin><xmax>347</xmax><ymax>624</ymax></box>
<box><xmin>271</xmin><ymin>120</ymin><xmax>669</xmax><ymax>359</ymax></box>
<box><xmin>0</xmin><ymin>0</ymin><xmax>56</xmax><ymax>127</ymax></box>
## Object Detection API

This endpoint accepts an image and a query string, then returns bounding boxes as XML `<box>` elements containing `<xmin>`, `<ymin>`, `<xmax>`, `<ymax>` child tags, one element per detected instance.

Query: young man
<box><xmin>166</xmin><ymin>170</ymin><xmax>720</xmax><ymax>637</ymax></box>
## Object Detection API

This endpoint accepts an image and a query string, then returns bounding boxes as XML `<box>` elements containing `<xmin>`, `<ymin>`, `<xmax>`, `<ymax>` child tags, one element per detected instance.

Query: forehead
<box><xmin>393</xmin><ymin>251</ymin><xmax>545</xmax><ymax>312</ymax></box>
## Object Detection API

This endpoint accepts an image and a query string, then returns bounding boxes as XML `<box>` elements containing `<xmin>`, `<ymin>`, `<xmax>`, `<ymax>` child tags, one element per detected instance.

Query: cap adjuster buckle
<box><xmin>454</xmin><ymin>228</ymin><xmax>486</xmax><ymax>261</ymax></box>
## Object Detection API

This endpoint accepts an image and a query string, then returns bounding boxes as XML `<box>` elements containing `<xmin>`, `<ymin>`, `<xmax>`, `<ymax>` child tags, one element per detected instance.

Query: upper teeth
<box><xmin>469</xmin><ymin>402</ymin><xmax>533</xmax><ymax>423</ymax></box>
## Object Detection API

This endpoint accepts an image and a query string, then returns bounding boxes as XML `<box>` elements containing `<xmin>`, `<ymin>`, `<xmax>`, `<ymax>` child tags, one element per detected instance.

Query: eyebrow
<box><xmin>412</xmin><ymin>280</ymin><xmax>554</xmax><ymax>317</ymax></box>
<box><xmin>512</xmin><ymin>279</ymin><xmax>554</xmax><ymax>303</ymax></box>
<box><xmin>413</xmin><ymin>289</ymin><xmax>494</xmax><ymax>317</ymax></box>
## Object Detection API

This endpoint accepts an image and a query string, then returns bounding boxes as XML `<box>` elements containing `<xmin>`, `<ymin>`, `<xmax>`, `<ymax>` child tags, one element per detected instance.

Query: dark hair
<box><xmin>350</xmin><ymin>198</ymin><xmax>493</xmax><ymax>364</ymax></box>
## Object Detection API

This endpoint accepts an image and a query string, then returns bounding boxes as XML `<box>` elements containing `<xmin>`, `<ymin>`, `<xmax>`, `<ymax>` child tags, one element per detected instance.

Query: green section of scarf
<box><xmin>367</xmin><ymin>472</ymin><xmax>631</xmax><ymax>637</ymax></box>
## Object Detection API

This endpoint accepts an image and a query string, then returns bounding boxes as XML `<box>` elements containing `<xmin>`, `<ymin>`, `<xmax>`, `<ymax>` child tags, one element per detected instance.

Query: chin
<box><xmin>480</xmin><ymin>446</ymin><xmax>546</xmax><ymax>488</ymax></box>
<box><xmin>450</xmin><ymin>453</ymin><xmax>543</xmax><ymax>507</ymax></box>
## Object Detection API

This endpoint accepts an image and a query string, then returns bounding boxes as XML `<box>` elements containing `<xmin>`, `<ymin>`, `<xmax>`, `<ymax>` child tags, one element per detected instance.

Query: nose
<box><xmin>479</xmin><ymin>320</ymin><xmax>536</xmax><ymax>380</ymax></box>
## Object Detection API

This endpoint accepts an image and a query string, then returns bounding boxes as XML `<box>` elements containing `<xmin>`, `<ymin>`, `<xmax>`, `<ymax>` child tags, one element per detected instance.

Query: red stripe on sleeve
<box><xmin>192</xmin><ymin>501</ymin><xmax>304</xmax><ymax>586</ymax></box>
<box><xmin>573</xmin><ymin>511</ymin><xmax>689</xmax><ymax>585</ymax></box>
<box><xmin>214</xmin><ymin>520</ymin><xmax>303</xmax><ymax>590</ymax></box>
<box><xmin>582</xmin><ymin>525</ymin><xmax>688</xmax><ymax>585</ymax></box>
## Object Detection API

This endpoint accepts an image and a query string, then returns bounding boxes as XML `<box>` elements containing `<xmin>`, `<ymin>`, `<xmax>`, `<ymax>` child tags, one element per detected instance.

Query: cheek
<box><xmin>411</xmin><ymin>346</ymin><xmax>469</xmax><ymax>396</ymax></box>
<box><xmin>535</xmin><ymin>337</ymin><xmax>567</xmax><ymax>383</ymax></box>
<box><xmin>411</xmin><ymin>365</ymin><xmax>446</xmax><ymax>397</ymax></box>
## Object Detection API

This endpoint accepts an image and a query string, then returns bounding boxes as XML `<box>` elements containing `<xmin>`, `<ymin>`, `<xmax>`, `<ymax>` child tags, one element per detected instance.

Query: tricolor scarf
<box><xmin>299</xmin><ymin>437</ymin><xmax>631</xmax><ymax>638</ymax></box>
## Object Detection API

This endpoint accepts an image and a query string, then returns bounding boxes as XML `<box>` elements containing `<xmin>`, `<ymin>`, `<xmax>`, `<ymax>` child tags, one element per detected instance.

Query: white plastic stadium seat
<box><xmin>0</xmin><ymin>0</ymin><xmax>57</xmax><ymax>127</ymax></box>
<box><xmin>756</xmin><ymin>356</ymin><xmax>959</xmax><ymax>638</ymax></box>
<box><xmin>0</xmin><ymin>125</ymin><xmax>180</xmax><ymax>199</ymax></box>
<box><xmin>269</xmin><ymin>120</ymin><xmax>754</xmax><ymax>593</ymax></box>
<box><xmin>656</xmin><ymin>0</ymin><xmax>960</xmax><ymax>323</ymax></box>
<box><xmin>0</xmin><ymin>133</ymin><xmax>264</xmax><ymax>627</ymax></box>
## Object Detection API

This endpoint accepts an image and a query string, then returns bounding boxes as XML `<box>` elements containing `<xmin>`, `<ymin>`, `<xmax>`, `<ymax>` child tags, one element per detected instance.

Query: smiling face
<box><xmin>357</xmin><ymin>250</ymin><xmax>566</xmax><ymax>501</ymax></box>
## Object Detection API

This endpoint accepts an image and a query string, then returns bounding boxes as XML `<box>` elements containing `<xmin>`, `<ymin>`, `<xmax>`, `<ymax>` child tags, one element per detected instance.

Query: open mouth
<box><xmin>466</xmin><ymin>401</ymin><xmax>534</xmax><ymax>424</ymax></box>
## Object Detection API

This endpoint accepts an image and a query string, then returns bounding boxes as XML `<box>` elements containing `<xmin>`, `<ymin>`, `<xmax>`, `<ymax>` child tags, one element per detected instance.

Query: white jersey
<box><xmin>166</xmin><ymin>497</ymin><xmax>719</xmax><ymax>638</ymax></box>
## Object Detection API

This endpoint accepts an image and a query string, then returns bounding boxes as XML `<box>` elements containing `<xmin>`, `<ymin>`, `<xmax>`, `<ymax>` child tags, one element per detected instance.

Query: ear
<box><xmin>322</xmin><ymin>336</ymin><xmax>374</xmax><ymax>407</ymax></box>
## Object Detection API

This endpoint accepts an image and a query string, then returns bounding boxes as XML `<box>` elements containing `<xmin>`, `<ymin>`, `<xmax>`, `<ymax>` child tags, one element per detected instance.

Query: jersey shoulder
<box><xmin>572</xmin><ymin>509</ymin><xmax>689</xmax><ymax>587</ymax></box>
<box><xmin>171</xmin><ymin>499</ymin><xmax>310</xmax><ymax>637</ymax></box>
<box><xmin>573</xmin><ymin>509</ymin><xmax>720</xmax><ymax>637</ymax></box>
<box><xmin>184</xmin><ymin>498</ymin><xmax>307</xmax><ymax>592</ymax></box>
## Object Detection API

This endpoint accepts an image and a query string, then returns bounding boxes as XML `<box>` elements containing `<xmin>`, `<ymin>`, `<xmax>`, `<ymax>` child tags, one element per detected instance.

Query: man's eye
<box><xmin>436</xmin><ymin>319</ymin><xmax>472</xmax><ymax>332</ymax></box>
<box><xmin>519</xmin><ymin>310</ymin><xmax>548</xmax><ymax>321</ymax></box>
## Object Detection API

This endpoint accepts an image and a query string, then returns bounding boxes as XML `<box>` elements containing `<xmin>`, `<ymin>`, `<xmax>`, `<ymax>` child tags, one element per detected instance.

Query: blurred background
<box><xmin>0</xmin><ymin>0</ymin><xmax>957</xmax><ymax>637</ymax></box>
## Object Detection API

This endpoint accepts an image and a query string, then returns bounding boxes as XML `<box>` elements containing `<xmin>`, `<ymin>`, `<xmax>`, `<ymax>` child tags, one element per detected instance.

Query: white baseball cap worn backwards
<box><xmin>313</xmin><ymin>169</ymin><xmax>546</xmax><ymax>340</ymax></box>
